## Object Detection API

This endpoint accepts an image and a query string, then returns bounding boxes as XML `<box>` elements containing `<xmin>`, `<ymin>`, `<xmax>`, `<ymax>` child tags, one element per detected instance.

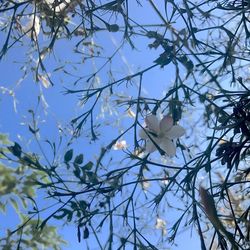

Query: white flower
<box><xmin>155</xmin><ymin>217</ymin><xmax>167</xmax><ymax>235</ymax></box>
<box><xmin>139</xmin><ymin>115</ymin><xmax>185</xmax><ymax>156</ymax></box>
<box><xmin>141</xmin><ymin>177</ymin><xmax>150</xmax><ymax>191</ymax></box>
<box><xmin>113</xmin><ymin>140</ymin><xmax>127</xmax><ymax>150</ymax></box>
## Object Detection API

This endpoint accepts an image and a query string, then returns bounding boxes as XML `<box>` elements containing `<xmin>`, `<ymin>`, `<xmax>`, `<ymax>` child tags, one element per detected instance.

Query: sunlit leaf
<box><xmin>10</xmin><ymin>198</ymin><xmax>19</xmax><ymax>212</ymax></box>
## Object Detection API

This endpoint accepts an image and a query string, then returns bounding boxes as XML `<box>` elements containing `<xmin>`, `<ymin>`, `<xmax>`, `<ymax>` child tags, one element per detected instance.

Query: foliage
<box><xmin>0</xmin><ymin>134</ymin><xmax>66</xmax><ymax>249</ymax></box>
<box><xmin>0</xmin><ymin>0</ymin><xmax>250</xmax><ymax>249</ymax></box>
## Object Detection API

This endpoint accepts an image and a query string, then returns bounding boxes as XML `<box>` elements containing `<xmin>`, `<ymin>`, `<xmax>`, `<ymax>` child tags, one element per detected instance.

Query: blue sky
<box><xmin>0</xmin><ymin>1</ymin><xmax>205</xmax><ymax>249</ymax></box>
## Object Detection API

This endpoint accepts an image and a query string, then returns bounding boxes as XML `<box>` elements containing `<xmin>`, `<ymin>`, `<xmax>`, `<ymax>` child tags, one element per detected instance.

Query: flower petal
<box><xmin>161</xmin><ymin>139</ymin><xmax>176</xmax><ymax>156</ymax></box>
<box><xmin>165</xmin><ymin>125</ymin><xmax>185</xmax><ymax>139</ymax></box>
<box><xmin>145</xmin><ymin>115</ymin><xmax>160</xmax><ymax>133</ymax></box>
<box><xmin>139</xmin><ymin>128</ymin><xmax>148</xmax><ymax>139</ymax></box>
<box><xmin>160</xmin><ymin>116</ymin><xmax>173</xmax><ymax>133</ymax></box>
<box><xmin>145</xmin><ymin>136</ymin><xmax>161</xmax><ymax>153</ymax></box>
<box><xmin>113</xmin><ymin>140</ymin><xmax>127</xmax><ymax>150</ymax></box>
<box><xmin>145</xmin><ymin>140</ymin><xmax>157</xmax><ymax>153</ymax></box>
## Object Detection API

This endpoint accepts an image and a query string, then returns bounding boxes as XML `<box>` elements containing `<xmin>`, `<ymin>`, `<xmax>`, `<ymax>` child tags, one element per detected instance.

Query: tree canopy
<box><xmin>0</xmin><ymin>0</ymin><xmax>250</xmax><ymax>249</ymax></box>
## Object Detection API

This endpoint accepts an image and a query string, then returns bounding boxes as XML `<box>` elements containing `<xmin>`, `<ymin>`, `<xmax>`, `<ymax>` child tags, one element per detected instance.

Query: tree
<box><xmin>0</xmin><ymin>134</ymin><xmax>66</xmax><ymax>249</ymax></box>
<box><xmin>0</xmin><ymin>0</ymin><xmax>250</xmax><ymax>249</ymax></box>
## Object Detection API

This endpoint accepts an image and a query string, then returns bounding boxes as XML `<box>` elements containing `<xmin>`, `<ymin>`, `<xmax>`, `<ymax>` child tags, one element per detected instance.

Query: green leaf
<box><xmin>22</xmin><ymin>155</ymin><xmax>35</xmax><ymax>166</ymax></box>
<box><xmin>10</xmin><ymin>198</ymin><xmax>19</xmax><ymax>212</ymax></box>
<box><xmin>53</xmin><ymin>208</ymin><xmax>73</xmax><ymax>222</ymax></box>
<box><xmin>64</xmin><ymin>149</ymin><xmax>73</xmax><ymax>162</ymax></box>
<box><xmin>74</xmin><ymin>154</ymin><xmax>84</xmax><ymax>165</ymax></box>
<box><xmin>70</xmin><ymin>201</ymin><xmax>78</xmax><ymax>210</ymax></box>
<box><xmin>0</xmin><ymin>202</ymin><xmax>6</xmax><ymax>213</ymax></box>
<box><xmin>67</xmin><ymin>211</ymin><xmax>73</xmax><ymax>222</ymax></box>
<box><xmin>79</xmin><ymin>200</ymin><xmax>88</xmax><ymax>210</ymax></box>
<box><xmin>21</xmin><ymin>197</ymin><xmax>28</xmax><ymax>208</ymax></box>
<box><xmin>83</xmin><ymin>226</ymin><xmax>89</xmax><ymax>239</ymax></box>
<box><xmin>73</xmin><ymin>166</ymin><xmax>81</xmax><ymax>178</ymax></box>
<box><xmin>86</xmin><ymin>171</ymin><xmax>99</xmax><ymax>184</ymax></box>
<box><xmin>53</xmin><ymin>208</ymin><xmax>71</xmax><ymax>220</ymax></box>
<box><xmin>83</xmin><ymin>161</ymin><xmax>94</xmax><ymax>170</ymax></box>
<box><xmin>107</xmin><ymin>24</ymin><xmax>119</xmax><ymax>32</ymax></box>
<box><xmin>0</xmin><ymin>133</ymin><xmax>11</xmax><ymax>145</ymax></box>
<box><xmin>8</xmin><ymin>142</ymin><xmax>22</xmax><ymax>158</ymax></box>
<box><xmin>153</xmin><ymin>51</ymin><xmax>172</xmax><ymax>68</ymax></box>
<box><xmin>28</xmin><ymin>125</ymin><xmax>39</xmax><ymax>134</ymax></box>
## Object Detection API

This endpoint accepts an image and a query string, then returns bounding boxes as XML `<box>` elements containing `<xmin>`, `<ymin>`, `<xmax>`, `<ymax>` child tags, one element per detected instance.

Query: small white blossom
<box><xmin>113</xmin><ymin>140</ymin><xmax>127</xmax><ymax>150</ymax></box>
<box><xmin>141</xmin><ymin>178</ymin><xmax>150</xmax><ymax>191</ymax></box>
<box><xmin>139</xmin><ymin>115</ymin><xmax>185</xmax><ymax>156</ymax></box>
<box><xmin>155</xmin><ymin>217</ymin><xmax>167</xmax><ymax>235</ymax></box>
<box><xmin>161</xmin><ymin>175</ymin><xmax>169</xmax><ymax>185</ymax></box>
